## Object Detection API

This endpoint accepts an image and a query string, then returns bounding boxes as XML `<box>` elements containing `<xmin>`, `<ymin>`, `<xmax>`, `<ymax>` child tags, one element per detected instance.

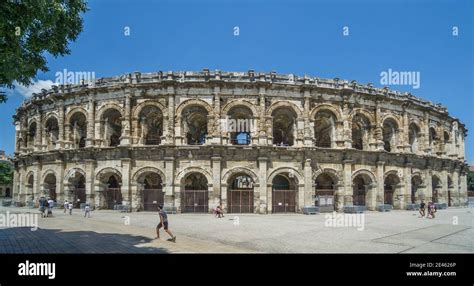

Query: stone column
<box><xmin>258</xmin><ymin>88</ymin><xmax>268</xmax><ymax>146</ymax></box>
<box><xmin>303</xmin><ymin>93</ymin><xmax>313</xmax><ymax>146</ymax></box>
<box><xmin>375</xmin><ymin>161</ymin><xmax>385</xmax><ymax>209</ymax></box>
<box><xmin>258</xmin><ymin>156</ymin><xmax>268</xmax><ymax>213</ymax></box>
<box><xmin>452</xmin><ymin>168</ymin><xmax>460</xmax><ymax>206</ymax></box>
<box><xmin>121</xmin><ymin>95</ymin><xmax>131</xmax><ymax>146</ymax></box>
<box><xmin>211</xmin><ymin>155</ymin><xmax>222</xmax><ymax>208</ymax></box>
<box><xmin>33</xmin><ymin>161</ymin><xmax>42</xmax><ymax>201</ymax></box>
<box><xmin>34</xmin><ymin>111</ymin><xmax>42</xmax><ymax>151</ymax></box>
<box><xmin>342</xmin><ymin>103</ymin><xmax>352</xmax><ymax>148</ymax></box>
<box><xmin>164</xmin><ymin>157</ymin><xmax>175</xmax><ymax>207</ymax></box>
<box><xmin>303</xmin><ymin>159</ymin><xmax>313</xmax><ymax>208</ymax></box>
<box><xmin>402</xmin><ymin>109</ymin><xmax>410</xmax><ymax>152</ymax></box>
<box><xmin>343</xmin><ymin>159</ymin><xmax>353</xmax><ymax>206</ymax></box>
<box><xmin>423</xmin><ymin>113</ymin><xmax>431</xmax><ymax>154</ymax></box>
<box><xmin>86</xmin><ymin>97</ymin><xmax>95</xmax><ymax>147</ymax></box>
<box><xmin>440</xmin><ymin>167</ymin><xmax>449</xmax><ymax>204</ymax></box>
<box><xmin>212</xmin><ymin>86</ymin><xmax>222</xmax><ymax>145</ymax></box>
<box><xmin>57</xmin><ymin>100</ymin><xmax>65</xmax><ymax>149</ymax></box>
<box><xmin>424</xmin><ymin>168</ymin><xmax>433</xmax><ymax>202</ymax></box>
<box><xmin>121</xmin><ymin>158</ymin><xmax>131</xmax><ymax>207</ymax></box>
<box><xmin>403</xmin><ymin>163</ymin><xmax>412</xmax><ymax>209</ymax></box>
<box><xmin>373</xmin><ymin>104</ymin><xmax>385</xmax><ymax>151</ymax></box>
<box><xmin>167</xmin><ymin>94</ymin><xmax>175</xmax><ymax>144</ymax></box>
<box><xmin>56</xmin><ymin>159</ymin><xmax>64</xmax><ymax>203</ymax></box>
<box><xmin>85</xmin><ymin>159</ymin><xmax>96</xmax><ymax>207</ymax></box>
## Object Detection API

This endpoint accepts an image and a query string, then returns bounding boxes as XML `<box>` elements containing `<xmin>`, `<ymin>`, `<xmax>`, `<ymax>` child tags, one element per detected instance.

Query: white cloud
<box><xmin>14</xmin><ymin>80</ymin><xmax>54</xmax><ymax>98</ymax></box>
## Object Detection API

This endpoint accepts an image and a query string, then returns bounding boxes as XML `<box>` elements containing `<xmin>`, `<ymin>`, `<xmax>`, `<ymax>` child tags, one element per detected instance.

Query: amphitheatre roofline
<box><xmin>16</xmin><ymin>69</ymin><xmax>465</xmax><ymax>128</ymax></box>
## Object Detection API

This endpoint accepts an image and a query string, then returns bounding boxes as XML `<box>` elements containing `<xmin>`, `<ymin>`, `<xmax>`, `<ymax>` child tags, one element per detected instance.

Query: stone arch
<box><xmin>43</xmin><ymin>113</ymin><xmax>59</xmax><ymax>125</ymax></box>
<box><xmin>267</xmin><ymin>167</ymin><xmax>303</xmax><ymax>185</ymax></box>
<box><xmin>66</xmin><ymin>107</ymin><xmax>88</xmax><ymax>124</ymax></box>
<box><xmin>96</xmin><ymin>102</ymin><xmax>124</xmax><ymax>120</ymax></box>
<box><xmin>310</xmin><ymin>104</ymin><xmax>342</xmax><ymax>121</ymax></box>
<box><xmin>175</xmin><ymin>167</ymin><xmax>213</xmax><ymax>186</ymax></box>
<box><xmin>132</xmin><ymin>101</ymin><xmax>167</xmax><ymax>120</ymax></box>
<box><xmin>132</xmin><ymin>167</ymin><xmax>166</xmax><ymax>184</ymax></box>
<box><xmin>348</xmin><ymin>108</ymin><xmax>376</xmax><ymax>126</ymax></box>
<box><xmin>95</xmin><ymin>167</ymin><xmax>122</xmax><ymax>182</ymax></box>
<box><xmin>176</xmin><ymin>99</ymin><xmax>213</xmax><ymax>116</ymax></box>
<box><xmin>221</xmin><ymin>167</ymin><xmax>259</xmax><ymax>186</ymax></box>
<box><xmin>381</xmin><ymin>114</ymin><xmax>402</xmax><ymax>129</ymax></box>
<box><xmin>25</xmin><ymin>171</ymin><xmax>35</xmax><ymax>185</ymax></box>
<box><xmin>64</xmin><ymin>168</ymin><xmax>86</xmax><ymax>184</ymax></box>
<box><xmin>411</xmin><ymin>172</ymin><xmax>424</xmax><ymax>185</ymax></box>
<box><xmin>41</xmin><ymin>169</ymin><xmax>57</xmax><ymax>183</ymax></box>
<box><xmin>267</xmin><ymin>101</ymin><xmax>303</xmax><ymax>118</ymax></box>
<box><xmin>221</xmin><ymin>100</ymin><xmax>258</xmax><ymax>118</ymax></box>
<box><xmin>312</xmin><ymin>168</ymin><xmax>341</xmax><ymax>184</ymax></box>
<box><xmin>351</xmin><ymin>169</ymin><xmax>377</xmax><ymax>184</ymax></box>
<box><xmin>383</xmin><ymin>170</ymin><xmax>401</xmax><ymax>181</ymax></box>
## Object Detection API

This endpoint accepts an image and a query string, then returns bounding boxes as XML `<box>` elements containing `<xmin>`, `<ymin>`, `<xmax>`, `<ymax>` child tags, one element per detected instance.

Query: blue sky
<box><xmin>1</xmin><ymin>0</ymin><xmax>472</xmax><ymax>163</ymax></box>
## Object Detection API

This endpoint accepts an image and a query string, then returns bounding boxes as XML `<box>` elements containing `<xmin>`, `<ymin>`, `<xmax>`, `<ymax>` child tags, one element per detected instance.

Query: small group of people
<box><xmin>419</xmin><ymin>201</ymin><xmax>437</xmax><ymax>219</ymax></box>
<box><xmin>63</xmin><ymin>200</ymin><xmax>91</xmax><ymax>217</ymax></box>
<box><xmin>38</xmin><ymin>197</ymin><xmax>55</xmax><ymax>218</ymax></box>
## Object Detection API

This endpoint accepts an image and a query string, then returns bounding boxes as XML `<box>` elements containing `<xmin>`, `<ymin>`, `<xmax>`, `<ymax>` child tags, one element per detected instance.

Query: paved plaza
<box><xmin>0</xmin><ymin>204</ymin><xmax>472</xmax><ymax>253</ymax></box>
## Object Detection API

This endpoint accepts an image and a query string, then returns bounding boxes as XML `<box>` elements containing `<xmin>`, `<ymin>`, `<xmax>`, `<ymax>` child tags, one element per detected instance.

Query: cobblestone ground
<box><xmin>0</xmin><ymin>205</ymin><xmax>472</xmax><ymax>253</ymax></box>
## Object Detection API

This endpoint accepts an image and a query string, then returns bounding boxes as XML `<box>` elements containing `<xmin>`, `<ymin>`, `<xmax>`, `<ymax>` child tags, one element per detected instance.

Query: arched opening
<box><xmin>27</xmin><ymin>122</ymin><xmax>36</xmax><ymax>148</ymax></box>
<box><xmin>384</xmin><ymin>173</ymin><xmax>400</xmax><ymax>205</ymax></box>
<box><xmin>69</xmin><ymin>112</ymin><xmax>87</xmax><ymax>149</ymax></box>
<box><xmin>68</xmin><ymin>171</ymin><xmax>86</xmax><ymax>208</ymax></box>
<box><xmin>44</xmin><ymin>117</ymin><xmax>59</xmax><ymax>150</ymax></box>
<box><xmin>314</xmin><ymin>110</ymin><xmax>336</xmax><ymax>148</ymax></box>
<box><xmin>182</xmin><ymin>172</ymin><xmax>208</xmax><ymax>213</ymax></box>
<box><xmin>183</xmin><ymin>106</ymin><xmax>208</xmax><ymax>145</ymax></box>
<box><xmin>411</xmin><ymin>175</ymin><xmax>423</xmax><ymax>204</ymax></box>
<box><xmin>447</xmin><ymin>176</ymin><xmax>453</xmax><ymax>207</ymax></box>
<box><xmin>5</xmin><ymin>188</ymin><xmax>11</xmax><ymax>197</ymax></box>
<box><xmin>431</xmin><ymin>175</ymin><xmax>441</xmax><ymax>203</ymax></box>
<box><xmin>43</xmin><ymin>173</ymin><xmax>57</xmax><ymax>201</ymax></box>
<box><xmin>272</xmin><ymin>173</ymin><xmax>297</xmax><ymax>213</ymax></box>
<box><xmin>315</xmin><ymin>173</ymin><xmax>336</xmax><ymax>211</ymax></box>
<box><xmin>409</xmin><ymin>123</ymin><xmax>420</xmax><ymax>153</ymax></box>
<box><xmin>102</xmin><ymin>174</ymin><xmax>122</xmax><ymax>209</ymax></box>
<box><xmin>102</xmin><ymin>109</ymin><xmax>122</xmax><ymax>147</ymax></box>
<box><xmin>138</xmin><ymin>106</ymin><xmax>163</xmax><ymax>145</ymax></box>
<box><xmin>228</xmin><ymin>174</ymin><xmax>254</xmax><ymax>213</ymax></box>
<box><xmin>227</xmin><ymin>106</ymin><xmax>253</xmax><ymax>145</ymax></box>
<box><xmin>352</xmin><ymin>174</ymin><xmax>372</xmax><ymax>206</ymax></box>
<box><xmin>272</xmin><ymin>108</ymin><xmax>296</xmax><ymax>146</ymax></box>
<box><xmin>352</xmin><ymin>113</ymin><xmax>371</xmax><ymax>150</ymax></box>
<box><xmin>27</xmin><ymin>174</ymin><xmax>34</xmax><ymax>200</ymax></box>
<box><xmin>383</xmin><ymin>118</ymin><xmax>398</xmax><ymax>152</ymax></box>
<box><xmin>138</xmin><ymin>173</ymin><xmax>164</xmax><ymax>211</ymax></box>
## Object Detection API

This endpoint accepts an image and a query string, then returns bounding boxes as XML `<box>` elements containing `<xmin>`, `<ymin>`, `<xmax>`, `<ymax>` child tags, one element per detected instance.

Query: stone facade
<box><xmin>11</xmin><ymin>70</ymin><xmax>469</xmax><ymax>213</ymax></box>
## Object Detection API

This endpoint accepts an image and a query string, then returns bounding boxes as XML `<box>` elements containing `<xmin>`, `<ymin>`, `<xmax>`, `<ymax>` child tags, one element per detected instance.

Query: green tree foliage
<box><xmin>467</xmin><ymin>170</ymin><xmax>474</xmax><ymax>191</ymax></box>
<box><xmin>0</xmin><ymin>0</ymin><xmax>88</xmax><ymax>103</ymax></box>
<box><xmin>0</xmin><ymin>162</ymin><xmax>13</xmax><ymax>185</ymax></box>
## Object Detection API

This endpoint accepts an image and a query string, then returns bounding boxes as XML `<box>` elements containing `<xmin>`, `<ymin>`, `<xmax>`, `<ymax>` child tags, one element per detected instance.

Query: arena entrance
<box><xmin>272</xmin><ymin>174</ymin><xmax>297</xmax><ymax>213</ymax></box>
<box><xmin>315</xmin><ymin>173</ymin><xmax>336</xmax><ymax>212</ymax></box>
<box><xmin>228</xmin><ymin>174</ymin><xmax>254</xmax><ymax>213</ymax></box>
<box><xmin>67</xmin><ymin>170</ymin><xmax>86</xmax><ymax>208</ymax></box>
<box><xmin>182</xmin><ymin>173</ymin><xmax>208</xmax><ymax>213</ymax></box>
<box><xmin>44</xmin><ymin>174</ymin><xmax>57</xmax><ymax>201</ymax></box>
<box><xmin>384</xmin><ymin>173</ymin><xmax>400</xmax><ymax>206</ymax></box>
<box><xmin>140</xmin><ymin>173</ymin><xmax>164</xmax><ymax>212</ymax></box>
<box><xmin>104</xmin><ymin>175</ymin><xmax>122</xmax><ymax>209</ymax></box>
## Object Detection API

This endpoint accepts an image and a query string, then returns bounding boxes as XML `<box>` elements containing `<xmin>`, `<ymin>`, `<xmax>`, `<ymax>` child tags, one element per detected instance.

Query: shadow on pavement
<box><xmin>0</xmin><ymin>227</ymin><xmax>168</xmax><ymax>254</ymax></box>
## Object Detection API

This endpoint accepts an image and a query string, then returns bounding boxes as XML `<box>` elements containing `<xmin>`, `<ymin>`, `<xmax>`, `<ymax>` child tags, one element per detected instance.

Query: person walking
<box><xmin>63</xmin><ymin>200</ymin><xmax>68</xmax><ymax>213</ymax></box>
<box><xmin>155</xmin><ymin>205</ymin><xmax>176</xmax><ymax>242</ymax></box>
<box><xmin>419</xmin><ymin>200</ymin><xmax>426</xmax><ymax>218</ymax></box>
<box><xmin>47</xmin><ymin>198</ymin><xmax>54</xmax><ymax>217</ymax></box>
<box><xmin>84</xmin><ymin>202</ymin><xmax>91</xmax><ymax>218</ymax></box>
<box><xmin>429</xmin><ymin>202</ymin><xmax>437</xmax><ymax>219</ymax></box>
<box><xmin>68</xmin><ymin>201</ymin><xmax>73</xmax><ymax>215</ymax></box>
